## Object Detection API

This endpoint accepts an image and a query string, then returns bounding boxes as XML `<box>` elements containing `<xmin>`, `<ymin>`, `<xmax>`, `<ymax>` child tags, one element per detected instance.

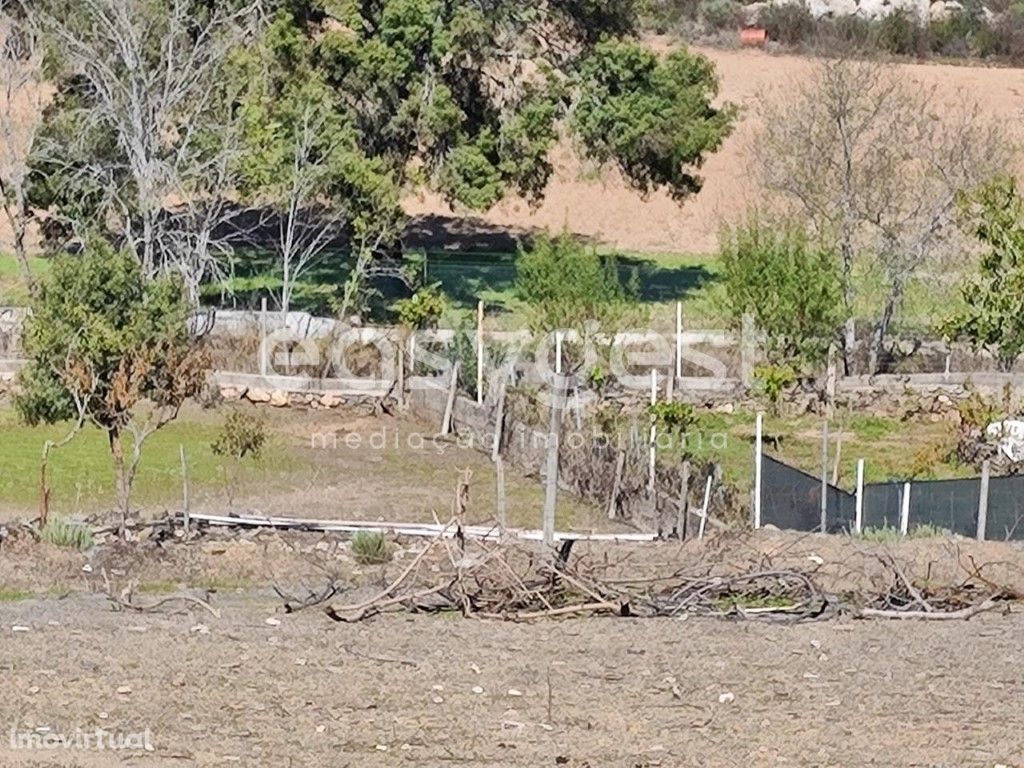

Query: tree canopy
<box><xmin>24</xmin><ymin>0</ymin><xmax>735</xmax><ymax>303</ymax></box>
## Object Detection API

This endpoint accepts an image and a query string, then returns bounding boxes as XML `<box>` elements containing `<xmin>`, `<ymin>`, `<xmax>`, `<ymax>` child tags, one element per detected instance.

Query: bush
<box><xmin>351</xmin><ymin>531</ymin><xmax>393</xmax><ymax>565</ymax></box>
<box><xmin>760</xmin><ymin>3</ymin><xmax>815</xmax><ymax>45</ymax></box>
<box><xmin>876</xmin><ymin>9</ymin><xmax>929</xmax><ymax>55</ymax></box>
<box><xmin>393</xmin><ymin>283</ymin><xmax>447</xmax><ymax>330</ymax></box>
<box><xmin>753</xmin><ymin>364</ymin><xmax>797</xmax><ymax>411</ymax></box>
<box><xmin>699</xmin><ymin>0</ymin><xmax>740</xmax><ymax>29</ymax></box>
<box><xmin>648</xmin><ymin>401</ymin><xmax>698</xmax><ymax>434</ymax></box>
<box><xmin>212</xmin><ymin>412</ymin><xmax>267</xmax><ymax>460</ymax></box>
<box><xmin>720</xmin><ymin>216</ymin><xmax>845</xmax><ymax>372</ymax></box>
<box><xmin>41</xmin><ymin>517</ymin><xmax>94</xmax><ymax>550</ymax></box>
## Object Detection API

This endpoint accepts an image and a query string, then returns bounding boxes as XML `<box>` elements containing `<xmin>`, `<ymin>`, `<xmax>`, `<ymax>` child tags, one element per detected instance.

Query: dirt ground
<box><xmin>1</xmin><ymin>531</ymin><xmax>1023</xmax><ymax>766</ymax></box>
<box><xmin>407</xmin><ymin>44</ymin><xmax>1024</xmax><ymax>255</ymax></box>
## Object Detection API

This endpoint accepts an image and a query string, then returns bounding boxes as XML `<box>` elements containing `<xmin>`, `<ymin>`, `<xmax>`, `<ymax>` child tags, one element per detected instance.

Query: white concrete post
<box><xmin>900</xmin><ymin>482</ymin><xmax>911</xmax><ymax>536</ymax></box>
<box><xmin>754</xmin><ymin>412</ymin><xmax>763</xmax><ymax>529</ymax></box>
<box><xmin>977</xmin><ymin>460</ymin><xmax>991</xmax><ymax>541</ymax></box>
<box><xmin>476</xmin><ymin>300</ymin><xmax>484</xmax><ymax>405</ymax></box>
<box><xmin>555</xmin><ymin>331</ymin><xmax>564</xmax><ymax>375</ymax></box>
<box><xmin>675</xmin><ymin>301</ymin><xmax>683</xmax><ymax>380</ymax></box>
<box><xmin>855</xmin><ymin>458</ymin><xmax>865</xmax><ymax>535</ymax></box>
<box><xmin>648</xmin><ymin>369</ymin><xmax>657</xmax><ymax>495</ymax></box>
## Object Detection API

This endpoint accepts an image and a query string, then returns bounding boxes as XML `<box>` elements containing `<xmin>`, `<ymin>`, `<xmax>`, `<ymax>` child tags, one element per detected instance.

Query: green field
<box><xmin>0</xmin><ymin>407</ymin><xmax>299</xmax><ymax>515</ymax></box>
<box><xmin>0</xmin><ymin>253</ymin><xmax>48</xmax><ymax>306</ymax></box>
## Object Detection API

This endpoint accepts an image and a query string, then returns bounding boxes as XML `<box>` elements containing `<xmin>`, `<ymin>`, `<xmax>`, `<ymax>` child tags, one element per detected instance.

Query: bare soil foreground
<box><xmin>0</xmin><ymin>531</ymin><xmax>1023</xmax><ymax>766</ymax></box>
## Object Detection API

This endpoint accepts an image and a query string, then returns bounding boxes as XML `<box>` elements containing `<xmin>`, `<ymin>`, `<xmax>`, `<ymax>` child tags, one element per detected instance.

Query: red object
<box><xmin>740</xmin><ymin>27</ymin><xmax>767</xmax><ymax>47</ymax></box>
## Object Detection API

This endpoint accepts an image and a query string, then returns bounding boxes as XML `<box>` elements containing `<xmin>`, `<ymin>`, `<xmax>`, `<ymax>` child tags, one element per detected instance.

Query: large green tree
<box><xmin>27</xmin><ymin>0</ymin><xmax>735</xmax><ymax>309</ymax></box>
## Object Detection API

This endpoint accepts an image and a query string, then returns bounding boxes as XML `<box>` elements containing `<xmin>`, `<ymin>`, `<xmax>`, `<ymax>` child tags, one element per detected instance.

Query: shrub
<box><xmin>858</xmin><ymin>523</ymin><xmax>948</xmax><ymax>541</ymax></box>
<box><xmin>699</xmin><ymin>0</ymin><xmax>740</xmax><ymax>29</ymax></box>
<box><xmin>351</xmin><ymin>531</ymin><xmax>393</xmax><ymax>565</ymax></box>
<box><xmin>648</xmin><ymin>401</ymin><xmax>698</xmax><ymax>434</ymax></box>
<box><xmin>212</xmin><ymin>412</ymin><xmax>267</xmax><ymax>460</ymax></box>
<box><xmin>41</xmin><ymin>517</ymin><xmax>94</xmax><ymax>550</ymax></box>
<box><xmin>393</xmin><ymin>283</ymin><xmax>447</xmax><ymax>330</ymax></box>
<box><xmin>876</xmin><ymin>9</ymin><xmax>929</xmax><ymax>55</ymax></box>
<box><xmin>760</xmin><ymin>3</ymin><xmax>815</xmax><ymax>45</ymax></box>
<box><xmin>753</xmin><ymin>364</ymin><xmax>797</xmax><ymax>411</ymax></box>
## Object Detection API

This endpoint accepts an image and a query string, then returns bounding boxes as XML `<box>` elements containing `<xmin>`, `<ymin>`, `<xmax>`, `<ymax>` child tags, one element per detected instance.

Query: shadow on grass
<box><xmin>211</xmin><ymin>213</ymin><xmax>717</xmax><ymax>316</ymax></box>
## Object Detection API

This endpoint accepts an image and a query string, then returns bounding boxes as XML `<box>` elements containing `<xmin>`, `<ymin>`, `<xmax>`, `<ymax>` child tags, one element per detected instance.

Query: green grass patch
<box><xmin>40</xmin><ymin>517</ymin><xmax>94</xmax><ymax>550</ymax></box>
<box><xmin>0</xmin><ymin>586</ymin><xmax>32</xmax><ymax>602</ymax></box>
<box><xmin>0</xmin><ymin>253</ymin><xmax>49</xmax><ymax>306</ymax></box>
<box><xmin>0</xmin><ymin>407</ymin><xmax>302</xmax><ymax>515</ymax></box>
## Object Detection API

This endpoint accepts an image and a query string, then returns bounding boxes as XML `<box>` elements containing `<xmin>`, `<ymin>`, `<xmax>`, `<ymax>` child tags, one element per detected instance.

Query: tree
<box><xmin>15</xmin><ymin>243</ymin><xmax>209</xmax><ymax>532</ymax></box>
<box><xmin>756</xmin><ymin>58</ymin><xmax>1008</xmax><ymax>374</ymax></box>
<box><xmin>944</xmin><ymin>178</ymin><xmax>1024</xmax><ymax>372</ymax></box>
<box><xmin>226</xmin><ymin>1</ymin><xmax>733</xmax><ymax>310</ymax></box>
<box><xmin>0</xmin><ymin>1</ymin><xmax>43</xmax><ymax>292</ymax></box>
<box><xmin>26</xmin><ymin>0</ymin><xmax>260</xmax><ymax>301</ymax></box>
<box><xmin>720</xmin><ymin>215</ymin><xmax>845</xmax><ymax>374</ymax></box>
<box><xmin>515</xmin><ymin>231</ymin><xmax>639</xmax><ymax>373</ymax></box>
<box><xmin>232</xmin><ymin>12</ymin><xmax>403</xmax><ymax>318</ymax></box>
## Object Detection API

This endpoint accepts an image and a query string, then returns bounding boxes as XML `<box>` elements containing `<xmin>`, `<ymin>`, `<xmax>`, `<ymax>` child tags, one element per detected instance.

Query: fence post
<box><xmin>542</xmin><ymin>374</ymin><xmax>568</xmax><ymax>546</ymax></box>
<box><xmin>740</xmin><ymin>313</ymin><xmax>755</xmax><ymax>389</ymax></box>
<box><xmin>259</xmin><ymin>296</ymin><xmax>268</xmax><ymax>377</ymax></box>
<box><xmin>977</xmin><ymin>460</ymin><xmax>991</xmax><ymax>541</ymax></box>
<box><xmin>495</xmin><ymin>456</ymin><xmax>507</xmax><ymax>530</ymax></box>
<box><xmin>476</xmin><ymin>300</ymin><xmax>484</xmax><ymax>405</ymax></box>
<box><xmin>648</xmin><ymin>369</ymin><xmax>657</xmax><ymax>495</ymax></box>
<box><xmin>699</xmin><ymin>475</ymin><xmax>713</xmax><ymax>540</ymax></box>
<box><xmin>900</xmin><ymin>481</ymin><xmax>911</xmax><ymax>536</ymax></box>
<box><xmin>441</xmin><ymin>362</ymin><xmax>460</xmax><ymax>436</ymax></box>
<box><xmin>819</xmin><ymin>420</ymin><xmax>829</xmax><ymax>533</ymax></box>
<box><xmin>753</xmin><ymin>412</ymin><xmax>763</xmax><ymax>529</ymax></box>
<box><xmin>855</xmin><ymin>458</ymin><xmax>865</xmax><ymax>535</ymax></box>
<box><xmin>180</xmin><ymin>444</ymin><xmax>190</xmax><ymax>539</ymax></box>
<box><xmin>555</xmin><ymin>331</ymin><xmax>564</xmax><ymax>375</ymax></box>
<box><xmin>675</xmin><ymin>301</ymin><xmax>683</xmax><ymax>380</ymax></box>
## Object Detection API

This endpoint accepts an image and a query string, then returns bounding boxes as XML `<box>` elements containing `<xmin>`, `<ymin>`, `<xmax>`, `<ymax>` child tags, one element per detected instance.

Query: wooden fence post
<box><xmin>678</xmin><ymin>460</ymin><xmax>690</xmax><ymax>540</ymax></box>
<box><xmin>607</xmin><ymin>450</ymin><xmax>625</xmax><ymax>520</ymax></box>
<box><xmin>495</xmin><ymin>455</ymin><xmax>507</xmax><ymax>530</ymax></box>
<box><xmin>441</xmin><ymin>362</ymin><xmax>460</xmax><ymax>436</ymax></box>
<box><xmin>180</xmin><ymin>444</ymin><xmax>190</xmax><ymax>538</ymax></box>
<box><xmin>977</xmin><ymin>460</ymin><xmax>991</xmax><ymax>541</ymax></box>
<box><xmin>542</xmin><ymin>374</ymin><xmax>568</xmax><ymax>546</ymax></box>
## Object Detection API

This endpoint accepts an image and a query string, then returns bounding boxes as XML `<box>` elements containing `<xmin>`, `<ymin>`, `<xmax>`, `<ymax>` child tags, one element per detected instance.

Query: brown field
<box><xmin>408</xmin><ymin>44</ymin><xmax>1024</xmax><ymax>255</ymax></box>
<box><xmin>0</xmin><ymin>531</ymin><xmax>1023</xmax><ymax>766</ymax></box>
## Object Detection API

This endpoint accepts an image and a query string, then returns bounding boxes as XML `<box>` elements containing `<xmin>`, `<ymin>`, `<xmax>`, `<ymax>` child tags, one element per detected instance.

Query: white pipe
<box><xmin>555</xmin><ymin>331</ymin><xmax>563</xmax><ymax>375</ymax></box>
<box><xmin>648</xmin><ymin>368</ymin><xmax>657</xmax><ymax>494</ymax></box>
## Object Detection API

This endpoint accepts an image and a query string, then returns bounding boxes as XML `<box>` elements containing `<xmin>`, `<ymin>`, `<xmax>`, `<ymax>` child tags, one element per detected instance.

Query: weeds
<box><xmin>858</xmin><ymin>523</ymin><xmax>950</xmax><ymax>542</ymax></box>
<box><xmin>351</xmin><ymin>531</ymin><xmax>393</xmax><ymax>565</ymax></box>
<box><xmin>41</xmin><ymin>517</ymin><xmax>94</xmax><ymax>550</ymax></box>
<box><xmin>0</xmin><ymin>586</ymin><xmax>31</xmax><ymax>602</ymax></box>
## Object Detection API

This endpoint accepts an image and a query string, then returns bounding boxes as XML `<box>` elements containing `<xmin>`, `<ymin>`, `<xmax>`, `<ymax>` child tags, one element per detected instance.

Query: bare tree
<box><xmin>755</xmin><ymin>59</ymin><xmax>1010</xmax><ymax>373</ymax></box>
<box><xmin>30</xmin><ymin>0</ymin><xmax>262</xmax><ymax>301</ymax></box>
<box><xmin>0</xmin><ymin>2</ymin><xmax>43</xmax><ymax>293</ymax></box>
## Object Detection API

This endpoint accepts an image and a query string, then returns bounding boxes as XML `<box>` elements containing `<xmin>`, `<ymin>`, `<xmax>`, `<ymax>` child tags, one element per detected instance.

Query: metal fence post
<box><xmin>855</xmin><ymin>458</ymin><xmax>865</xmax><ymax>535</ymax></box>
<box><xmin>900</xmin><ymin>482</ymin><xmax>911</xmax><ymax>536</ymax></box>
<box><xmin>753</xmin><ymin>412</ymin><xmax>763</xmax><ymax>529</ymax></box>
<box><xmin>819</xmin><ymin>421</ymin><xmax>829</xmax><ymax>533</ymax></box>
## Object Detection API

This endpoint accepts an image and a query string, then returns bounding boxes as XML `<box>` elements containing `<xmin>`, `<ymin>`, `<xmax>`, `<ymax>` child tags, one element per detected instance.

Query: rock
<box><xmin>718</xmin><ymin>691</ymin><xmax>735</xmax><ymax>704</ymax></box>
<box><xmin>11</xmin><ymin>625</ymin><xmax>30</xmax><ymax>633</ymax></box>
<box><xmin>714</xmin><ymin>402</ymin><xmax>735</xmax><ymax>415</ymax></box>
<box><xmin>321</xmin><ymin>393</ymin><xmax>343</xmax><ymax>408</ymax></box>
<box><xmin>471</xmin><ymin>686</ymin><xmax>484</xmax><ymax>694</ymax></box>
<box><xmin>246</xmin><ymin>388</ymin><xmax>271</xmax><ymax>404</ymax></box>
<box><xmin>116</xmin><ymin>685</ymin><xmax>132</xmax><ymax>695</ymax></box>
<box><xmin>269</xmin><ymin>390</ymin><xmax>289</xmax><ymax>407</ymax></box>
<box><xmin>264</xmin><ymin>617</ymin><xmax>281</xmax><ymax>626</ymax></box>
<box><xmin>507</xmin><ymin>689</ymin><xmax>523</xmax><ymax>697</ymax></box>
<box><xmin>219</xmin><ymin>387</ymin><xmax>244</xmax><ymax>401</ymax></box>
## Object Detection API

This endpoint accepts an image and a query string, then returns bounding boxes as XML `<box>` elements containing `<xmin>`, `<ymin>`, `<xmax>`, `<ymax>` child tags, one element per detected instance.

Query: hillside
<box><xmin>407</xmin><ymin>43</ymin><xmax>1024</xmax><ymax>255</ymax></box>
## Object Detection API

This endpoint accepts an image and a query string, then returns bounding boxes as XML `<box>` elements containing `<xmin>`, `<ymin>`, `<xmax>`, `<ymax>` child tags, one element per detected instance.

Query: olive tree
<box><xmin>944</xmin><ymin>178</ymin><xmax>1024</xmax><ymax>371</ymax></box>
<box><xmin>15</xmin><ymin>243</ymin><xmax>210</xmax><ymax>532</ymax></box>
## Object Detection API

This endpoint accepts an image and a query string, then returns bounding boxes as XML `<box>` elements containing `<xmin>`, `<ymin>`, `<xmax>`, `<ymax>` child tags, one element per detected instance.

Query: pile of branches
<box><xmin>277</xmin><ymin>525</ymin><xmax>1018</xmax><ymax>624</ymax></box>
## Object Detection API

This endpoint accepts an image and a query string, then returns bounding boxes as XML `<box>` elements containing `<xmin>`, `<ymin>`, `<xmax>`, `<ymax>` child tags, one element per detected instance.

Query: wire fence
<box><xmin>761</xmin><ymin>454</ymin><xmax>1024</xmax><ymax>541</ymax></box>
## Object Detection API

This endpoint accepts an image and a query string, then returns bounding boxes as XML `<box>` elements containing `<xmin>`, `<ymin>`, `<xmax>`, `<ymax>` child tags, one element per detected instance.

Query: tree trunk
<box><xmin>109</xmin><ymin>429</ymin><xmax>131</xmax><ymax>535</ymax></box>
<box><xmin>869</xmin><ymin>281</ymin><xmax>904</xmax><ymax>374</ymax></box>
